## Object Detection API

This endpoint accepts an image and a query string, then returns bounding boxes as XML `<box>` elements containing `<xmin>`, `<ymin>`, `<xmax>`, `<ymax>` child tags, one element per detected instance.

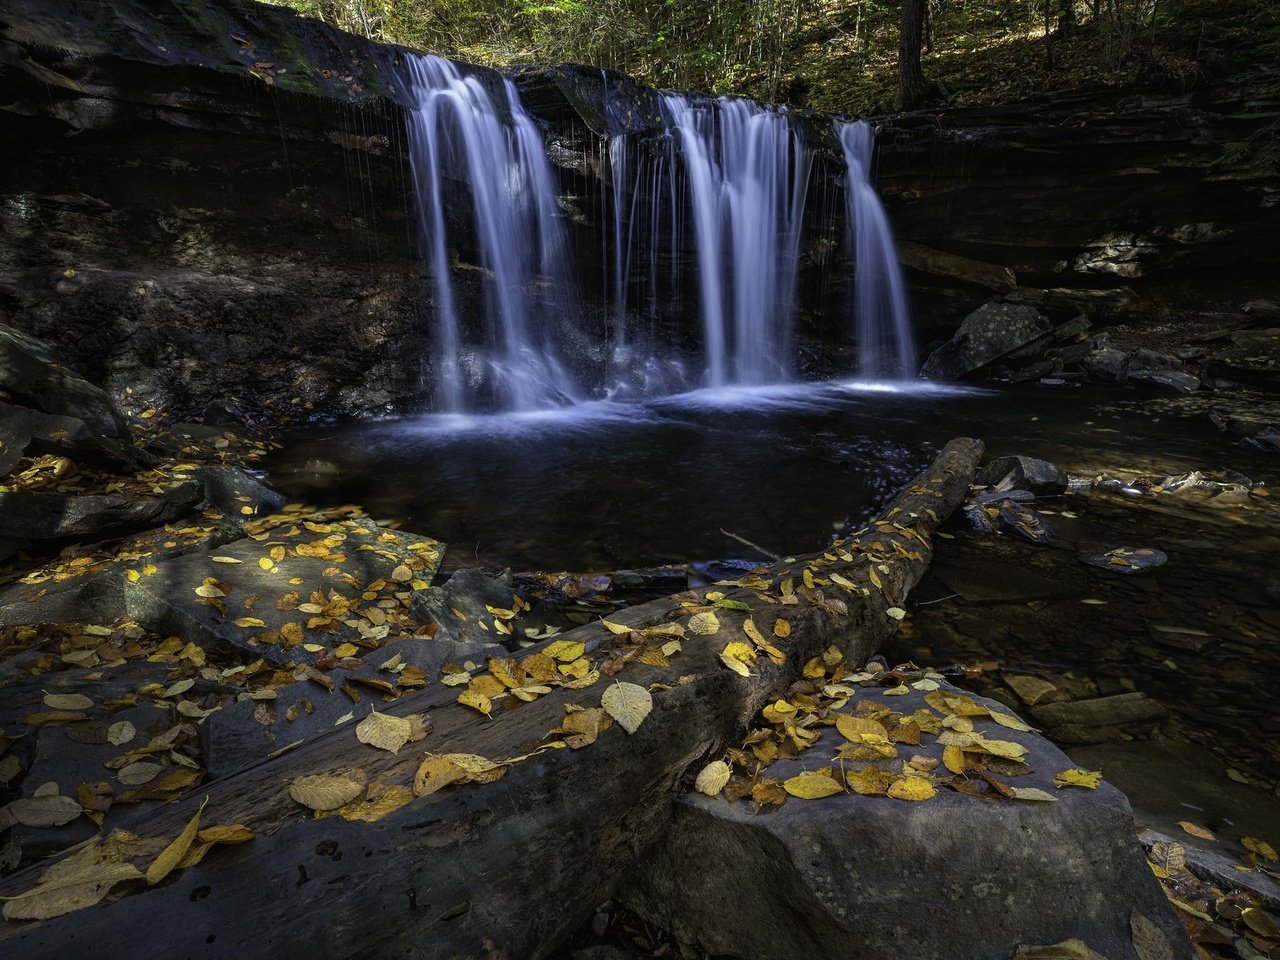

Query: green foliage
<box><xmin>264</xmin><ymin>0</ymin><xmax>1277</xmax><ymax>112</ymax></box>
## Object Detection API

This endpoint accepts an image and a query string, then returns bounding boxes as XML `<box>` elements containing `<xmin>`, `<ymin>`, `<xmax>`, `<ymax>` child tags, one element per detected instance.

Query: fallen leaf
<box><xmin>1241</xmin><ymin>907</ymin><xmax>1280</xmax><ymax>938</ymax></box>
<box><xmin>887</xmin><ymin>776</ymin><xmax>936</xmax><ymax>801</ymax></box>
<box><xmin>106</xmin><ymin>720</ymin><xmax>135</xmax><ymax>746</ymax></box>
<box><xmin>146</xmin><ymin>797</ymin><xmax>207</xmax><ymax>885</ymax></box>
<box><xmin>1176</xmin><ymin>820</ymin><xmax>1216</xmax><ymax>842</ymax></box>
<box><xmin>458</xmin><ymin>689</ymin><xmax>492</xmax><ymax>718</ymax></box>
<box><xmin>117</xmin><ymin>762</ymin><xmax>164</xmax><ymax>785</ymax></box>
<box><xmin>4</xmin><ymin>794</ymin><xmax>82</xmax><ymax>828</ymax></box>
<box><xmin>688</xmin><ymin>611</ymin><xmax>720</xmax><ymax>635</ymax></box>
<box><xmin>289</xmin><ymin>775</ymin><xmax>363</xmax><ymax>811</ymax></box>
<box><xmin>773</xmin><ymin>618</ymin><xmax>790</xmax><ymax>638</ymax></box>
<box><xmin>1</xmin><ymin>862</ymin><xmax>143</xmax><ymax>921</ymax></box>
<box><xmin>355</xmin><ymin>708</ymin><xmax>414</xmax><ymax>754</ymax></box>
<box><xmin>989</xmin><ymin>711</ymin><xmax>1035</xmax><ymax>732</ymax></box>
<box><xmin>885</xmin><ymin>607</ymin><xmax>906</xmax><ymax>620</ymax></box>
<box><xmin>783</xmin><ymin>772</ymin><xmax>843</xmax><ymax>799</ymax></box>
<box><xmin>42</xmin><ymin>692</ymin><xmax>93</xmax><ymax>710</ymax></box>
<box><xmin>1011</xmin><ymin>787</ymin><xmax>1060</xmax><ymax>802</ymax></box>
<box><xmin>694</xmin><ymin>761</ymin><xmax>730</xmax><ymax>797</ymax></box>
<box><xmin>1013</xmin><ymin>938</ymin><xmax>1106</xmax><ymax>959</ymax></box>
<box><xmin>1054</xmin><ymin>768</ymin><xmax>1103</xmax><ymax>790</ymax></box>
<box><xmin>1243</xmin><ymin>836</ymin><xmax>1278</xmax><ymax>861</ymax></box>
<box><xmin>601</xmin><ymin>682</ymin><xmax>652</xmax><ymax>735</ymax></box>
<box><xmin>1130</xmin><ymin>909</ymin><xmax>1175</xmax><ymax>960</ymax></box>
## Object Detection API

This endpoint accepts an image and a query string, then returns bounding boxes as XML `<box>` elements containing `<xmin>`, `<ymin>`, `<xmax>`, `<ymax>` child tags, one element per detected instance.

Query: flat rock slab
<box><xmin>124</xmin><ymin>518</ymin><xmax>444</xmax><ymax>666</ymax></box>
<box><xmin>410</xmin><ymin>567</ymin><xmax>521</xmax><ymax>647</ymax></box>
<box><xmin>0</xmin><ymin>514</ymin><xmax>241</xmax><ymax>627</ymax></box>
<box><xmin>0</xmin><ymin>481</ymin><xmax>200</xmax><ymax>541</ymax></box>
<box><xmin>624</xmin><ymin>683</ymin><xmax>1189</xmax><ymax>960</ymax></box>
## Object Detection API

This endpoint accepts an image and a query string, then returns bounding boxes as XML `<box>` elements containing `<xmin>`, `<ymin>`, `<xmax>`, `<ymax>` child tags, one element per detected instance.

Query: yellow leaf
<box><xmin>458</xmin><ymin>689</ymin><xmax>493</xmax><ymax>717</ymax></box>
<box><xmin>258</xmin><ymin>557</ymin><xmax>274</xmax><ymax>571</ymax></box>
<box><xmin>233</xmin><ymin>617</ymin><xmax>265</xmax><ymax>628</ymax></box>
<box><xmin>333</xmin><ymin>642</ymin><xmax>359</xmax><ymax>658</ymax></box>
<box><xmin>719</xmin><ymin>641</ymin><xmax>756</xmax><ymax>676</ymax></box>
<box><xmin>835</xmin><ymin>714</ymin><xmax>889</xmax><ymax>743</ymax></box>
<box><xmin>196</xmin><ymin>824</ymin><xmax>254</xmax><ymax>845</ymax></box>
<box><xmin>887</xmin><ymin>776</ymin><xmax>936</xmax><ymax>801</ymax></box>
<box><xmin>773</xmin><ymin>618</ymin><xmax>791</xmax><ymax>639</ymax></box>
<box><xmin>391</xmin><ymin>564</ymin><xmax>412</xmax><ymax>582</ymax></box>
<box><xmin>543</xmin><ymin>639</ymin><xmax>585</xmax><ymax>662</ymax></box>
<box><xmin>355</xmin><ymin>708</ymin><xmax>414</xmax><ymax>754</ymax></box>
<box><xmin>126</xmin><ymin>569</ymin><xmax>141</xmax><ymax>583</ymax></box>
<box><xmin>1243</xmin><ymin>836</ymin><xmax>1278</xmax><ymax>861</ymax></box>
<box><xmin>694</xmin><ymin>760</ymin><xmax>730</xmax><ymax>797</ymax></box>
<box><xmin>989</xmin><ymin>711</ymin><xmax>1035</xmax><ymax>732</ymax></box>
<box><xmin>270</xmin><ymin>546</ymin><xmax>286</xmax><ymax>563</ymax></box>
<box><xmin>601</xmin><ymin>682</ymin><xmax>652</xmax><ymax>735</ymax></box>
<box><xmin>942</xmin><ymin>744</ymin><xmax>968</xmax><ymax>775</ymax></box>
<box><xmin>885</xmin><ymin>607</ymin><xmax>906</xmax><ymax>620</ymax></box>
<box><xmin>688</xmin><ymin>611</ymin><xmax>720</xmax><ymax>635</ymax></box>
<box><xmin>194</xmin><ymin>584</ymin><xmax>225</xmax><ymax>598</ymax></box>
<box><xmin>146</xmin><ymin>797</ymin><xmax>207</xmax><ymax>885</ymax></box>
<box><xmin>1011</xmin><ymin>787</ymin><xmax>1059</xmax><ymax>803</ymax></box>
<box><xmin>289</xmin><ymin>775</ymin><xmax>363</xmax><ymax>811</ymax></box>
<box><xmin>42</xmin><ymin>692</ymin><xmax>92</xmax><ymax>710</ymax></box>
<box><xmin>762</xmin><ymin>699</ymin><xmax>797</xmax><ymax>723</ymax></box>
<box><xmin>742</xmin><ymin>618</ymin><xmax>765</xmax><ymax>646</ymax></box>
<box><xmin>783</xmin><ymin>772</ymin><xmax>843</xmax><ymax>799</ymax></box>
<box><xmin>1</xmin><ymin>862</ymin><xmax>143</xmax><ymax>921</ymax></box>
<box><xmin>1054</xmin><ymin>768</ymin><xmax>1103</xmax><ymax>790</ymax></box>
<box><xmin>1177</xmin><ymin>821</ymin><xmax>1217</xmax><ymax>841</ymax></box>
<box><xmin>211</xmin><ymin>556</ymin><xmax>242</xmax><ymax>564</ymax></box>
<box><xmin>600</xmin><ymin>619</ymin><xmax>631</xmax><ymax>635</ymax></box>
<box><xmin>338</xmin><ymin>784</ymin><xmax>415</xmax><ymax>822</ymax></box>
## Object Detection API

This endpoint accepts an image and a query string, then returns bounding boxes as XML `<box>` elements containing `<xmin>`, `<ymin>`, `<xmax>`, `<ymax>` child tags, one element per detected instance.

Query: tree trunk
<box><xmin>898</xmin><ymin>0</ymin><xmax>928</xmax><ymax>111</ymax></box>
<box><xmin>0</xmin><ymin>440</ymin><xmax>984</xmax><ymax>960</ymax></box>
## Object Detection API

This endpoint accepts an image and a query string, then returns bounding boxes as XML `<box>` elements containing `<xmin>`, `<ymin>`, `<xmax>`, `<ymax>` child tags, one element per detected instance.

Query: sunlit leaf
<box><xmin>601</xmin><ymin>682</ymin><xmax>652</xmax><ymax>735</ymax></box>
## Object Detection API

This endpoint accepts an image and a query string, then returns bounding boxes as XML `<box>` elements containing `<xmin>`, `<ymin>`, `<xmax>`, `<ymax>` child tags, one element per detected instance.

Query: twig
<box><xmin>719</xmin><ymin>529</ymin><xmax>780</xmax><ymax>561</ymax></box>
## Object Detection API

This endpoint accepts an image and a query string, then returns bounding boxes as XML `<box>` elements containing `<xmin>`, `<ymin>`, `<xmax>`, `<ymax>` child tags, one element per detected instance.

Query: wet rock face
<box><xmin>920</xmin><ymin>301</ymin><xmax>1052</xmax><ymax>380</ymax></box>
<box><xmin>623</xmin><ymin>684</ymin><xmax>1190</xmax><ymax>960</ymax></box>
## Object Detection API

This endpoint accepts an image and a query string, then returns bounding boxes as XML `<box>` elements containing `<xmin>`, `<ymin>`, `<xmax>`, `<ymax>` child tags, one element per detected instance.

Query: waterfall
<box><xmin>401</xmin><ymin>53</ymin><xmax>579</xmax><ymax>413</ymax></box>
<box><xmin>837</xmin><ymin>121</ymin><xmax>918</xmax><ymax>380</ymax></box>
<box><xmin>657</xmin><ymin>94</ymin><xmax>814</xmax><ymax>388</ymax></box>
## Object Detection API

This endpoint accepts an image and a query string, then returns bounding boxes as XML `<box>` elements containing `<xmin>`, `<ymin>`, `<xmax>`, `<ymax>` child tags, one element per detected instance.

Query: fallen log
<box><xmin>0</xmin><ymin>438</ymin><xmax>983</xmax><ymax>960</ymax></box>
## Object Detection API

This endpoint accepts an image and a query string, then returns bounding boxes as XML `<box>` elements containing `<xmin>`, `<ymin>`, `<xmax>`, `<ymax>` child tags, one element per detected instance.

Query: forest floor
<box><xmin>764</xmin><ymin>0</ymin><xmax>1280</xmax><ymax>115</ymax></box>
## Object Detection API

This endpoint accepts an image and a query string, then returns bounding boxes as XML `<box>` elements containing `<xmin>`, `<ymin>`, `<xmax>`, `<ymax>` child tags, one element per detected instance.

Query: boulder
<box><xmin>1081</xmin><ymin>345</ymin><xmax>1129</xmax><ymax>382</ymax></box>
<box><xmin>920</xmin><ymin>302</ymin><xmax>1052</xmax><ymax>381</ymax></box>
<box><xmin>124</xmin><ymin>519</ymin><xmax>445</xmax><ymax>666</ymax></box>
<box><xmin>975</xmin><ymin>455</ymin><xmax>1069</xmax><ymax>495</ymax></box>
<box><xmin>0</xmin><ymin>400</ymin><xmax>150</xmax><ymax>473</ymax></box>
<box><xmin>198</xmin><ymin>465</ymin><xmax>288</xmax><ymax>519</ymax></box>
<box><xmin>410</xmin><ymin>567</ymin><xmax>520</xmax><ymax>648</ymax></box>
<box><xmin>0</xmin><ymin>404</ymin><xmax>34</xmax><ymax>476</ymax></box>
<box><xmin>1080</xmin><ymin>546</ymin><xmax>1168</xmax><ymax>574</ymax></box>
<box><xmin>0</xmin><ymin>480</ymin><xmax>201</xmax><ymax>541</ymax></box>
<box><xmin>1121</xmin><ymin>349</ymin><xmax>1200</xmax><ymax>394</ymax></box>
<box><xmin>623</xmin><ymin>684</ymin><xmax>1189</xmax><ymax>960</ymax></box>
<box><xmin>1031</xmin><ymin>692</ymin><xmax>1168</xmax><ymax>729</ymax></box>
<box><xmin>0</xmin><ymin>323</ymin><xmax>128</xmax><ymax>438</ymax></box>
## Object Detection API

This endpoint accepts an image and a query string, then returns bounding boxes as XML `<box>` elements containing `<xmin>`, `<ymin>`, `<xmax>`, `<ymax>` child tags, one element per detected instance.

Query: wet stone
<box><xmin>410</xmin><ymin>567</ymin><xmax>520</xmax><ymax>648</ymax></box>
<box><xmin>0</xmin><ymin>322</ymin><xmax>128</xmax><ymax>438</ymax></box>
<box><xmin>0</xmin><ymin>515</ymin><xmax>241</xmax><ymax>627</ymax></box>
<box><xmin>1080</xmin><ymin>546</ymin><xmax>1168</xmax><ymax>575</ymax></box>
<box><xmin>0</xmin><ymin>480</ymin><xmax>201</xmax><ymax>541</ymax></box>
<box><xmin>1031</xmin><ymin>692</ymin><xmax>1169</xmax><ymax>729</ymax></box>
<box><xmin>623</xmin><ymin>684</ymin><xmax>1189</xmax><ymax>960</ymax></box>
<box><xmin>198</xmin><ymin>465</ymin><xmax>288</xmax><ymax>518</ymax></box>
<box><xmin>124</xmin><ymin>518</ymin><xmax>444</xmax><ymax>666</ymax></box>
<box><xmin>975</xmin><ymin>455</ymin><xmax>1069</xmax><ymax>495</ymax></box>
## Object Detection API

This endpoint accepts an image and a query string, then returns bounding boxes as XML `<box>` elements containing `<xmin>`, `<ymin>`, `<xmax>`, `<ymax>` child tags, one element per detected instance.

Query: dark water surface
<box><xmin>265</xmin><ymin>380</ymin><xmax>1274</xmax><ymax>572</ymax></box>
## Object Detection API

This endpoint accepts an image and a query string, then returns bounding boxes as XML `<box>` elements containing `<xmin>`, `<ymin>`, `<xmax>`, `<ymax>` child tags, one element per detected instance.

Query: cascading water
<box><xmin>401</xmin><ymin>53</ymin><xmax>579</xmax><ymax>413</ymax></box>
<box><xmin>837</xmin><ymin>121</ymin><xmax>918</xmax><ymax>380</ymax></box>
<box><xmin>399</xmin><ymin>55</ymin><xmax>919</xmax><ymax>413</ymax></box>
<box><xmin>656</xmin><ymin>94</ymin><xmax>814</xmax><ymax>388</ymax></box>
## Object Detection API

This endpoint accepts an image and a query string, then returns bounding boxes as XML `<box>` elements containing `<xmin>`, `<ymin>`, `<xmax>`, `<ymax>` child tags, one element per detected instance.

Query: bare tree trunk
<box><xmin>898</xmin><ymin>0</ymin><xmax>928</xmax><ymax>110</ymax></box>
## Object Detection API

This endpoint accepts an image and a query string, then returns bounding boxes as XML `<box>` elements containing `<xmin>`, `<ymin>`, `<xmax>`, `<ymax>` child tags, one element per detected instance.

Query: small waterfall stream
<box><xmin>401</xmin><ymin>53</ymin><xmax>579</xmax><ymax>413</ymax></box>
<box><xmin>837</xmin><ymin>121</ymin><xmax>918</xmax><ymax>380</ymax></box>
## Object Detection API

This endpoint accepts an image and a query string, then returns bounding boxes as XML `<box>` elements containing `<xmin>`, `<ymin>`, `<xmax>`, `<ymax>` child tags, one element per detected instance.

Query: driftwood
<box><xmin>0</xmin><ymin>438</ymin><xmax>983</xmax><ymax>960</ymax></box>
